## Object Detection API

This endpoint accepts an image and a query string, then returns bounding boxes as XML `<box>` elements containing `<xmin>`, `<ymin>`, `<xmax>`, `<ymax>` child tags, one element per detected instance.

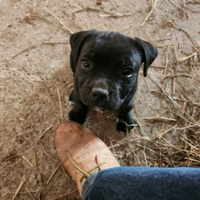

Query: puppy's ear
<box><xmin>70</xmin><ymin>30</ymin><xmax>96</xmax><ymax>73</ymax></box>
<box><xmin>134</xmin><ymin>37</ymin><xmax>158</xmax><ymax>77</ymax></box>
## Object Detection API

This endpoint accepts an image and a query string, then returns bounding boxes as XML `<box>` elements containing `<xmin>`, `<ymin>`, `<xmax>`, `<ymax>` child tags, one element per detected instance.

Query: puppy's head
<box><xmin>70</xmin><ymin>30</ymin><xmax>158</xmax><ymax>111</ymax></box>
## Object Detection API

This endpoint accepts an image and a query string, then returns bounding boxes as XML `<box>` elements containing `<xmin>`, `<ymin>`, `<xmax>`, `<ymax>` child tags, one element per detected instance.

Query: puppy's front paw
<box><xmin>69</xmin><ymin>108</ymin><xmax>87</xmax><ymax>124</ymax></box>
<box><xmin>117</xmin><ymin>120</ymin><xmax>134</xmax><ymax>133</ymax></box>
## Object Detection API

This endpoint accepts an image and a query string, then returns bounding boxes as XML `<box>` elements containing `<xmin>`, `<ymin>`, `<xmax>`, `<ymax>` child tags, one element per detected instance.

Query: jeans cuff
<box><xmin>82</xmin><ymin>172</ymin><xmax>98</xmax><ymax>199</ymax></box>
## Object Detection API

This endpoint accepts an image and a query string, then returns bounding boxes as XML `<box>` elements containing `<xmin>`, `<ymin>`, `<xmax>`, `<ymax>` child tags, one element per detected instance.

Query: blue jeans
<box><xmin>82</xmin><ymin>167</ymin><xmax>200</xmax><ymax>200</ymax></box>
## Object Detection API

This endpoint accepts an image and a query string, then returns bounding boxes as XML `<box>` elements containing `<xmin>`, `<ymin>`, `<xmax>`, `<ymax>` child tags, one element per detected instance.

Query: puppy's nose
<box><xmin>92</xmin><ymin>88</ymin><xmax>109</xmax><ymax>102</ymax></box>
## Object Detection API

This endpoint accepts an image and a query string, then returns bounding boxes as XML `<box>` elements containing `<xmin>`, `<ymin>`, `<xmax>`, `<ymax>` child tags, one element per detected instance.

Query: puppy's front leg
<box><xmin>69</xmin><ymin>101</ymin><xmax>88</xmax><ymax>124</ymax></box>
<box><xmin>117</xmin><ymin>108</ymin><xmax>134</xmax><ymax>132</ymax></box>
<box><xmin>69</xmin><ymin>90</ymin><xmax>74</xmax><ymax>104</ymax></box>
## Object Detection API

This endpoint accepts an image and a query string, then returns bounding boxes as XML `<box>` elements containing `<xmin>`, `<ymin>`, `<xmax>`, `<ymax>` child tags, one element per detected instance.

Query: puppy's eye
<box><xmin>123</xmin><ymin>68</ymin><xmax>133</xmax><ymax>77</ymax></box>
<box><xmin>81</xmin><ymin>60</ymin><xmax>90</xmax><ymax>68</ymax></box>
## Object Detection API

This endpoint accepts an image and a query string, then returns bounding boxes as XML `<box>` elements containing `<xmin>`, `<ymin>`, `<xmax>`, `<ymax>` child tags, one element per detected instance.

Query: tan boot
<box><xmin>55</xmin><ymin>121</ymin><xmax>120</xmax><ymax>196</ymax></box>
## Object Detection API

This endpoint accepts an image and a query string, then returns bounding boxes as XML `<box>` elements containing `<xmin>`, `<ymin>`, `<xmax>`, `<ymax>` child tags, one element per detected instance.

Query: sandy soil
<box><xmin>1</xmin><ymin>0</ymin><xmax>200</xmax><ymax>199</ymax></box>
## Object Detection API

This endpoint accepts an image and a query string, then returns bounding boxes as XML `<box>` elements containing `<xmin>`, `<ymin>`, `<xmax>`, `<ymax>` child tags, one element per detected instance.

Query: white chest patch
<box><xmin>93</xmin><ymin>107</ymin><xmax>105</xmax><ymax>113</ymax></box>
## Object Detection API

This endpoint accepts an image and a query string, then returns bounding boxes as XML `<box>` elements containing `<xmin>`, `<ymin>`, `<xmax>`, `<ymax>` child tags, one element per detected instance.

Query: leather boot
<box><xmin>55</xmin><ymin>121</ymin><xmax>120</xmax><ymax>196</ymax></box>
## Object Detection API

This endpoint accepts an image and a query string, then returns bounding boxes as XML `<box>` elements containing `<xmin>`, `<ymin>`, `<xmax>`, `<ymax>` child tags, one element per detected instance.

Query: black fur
<box><xmin>69</xmin><ymin>30</ymin><xmax>158</xmax><ymax>132</ymax></box>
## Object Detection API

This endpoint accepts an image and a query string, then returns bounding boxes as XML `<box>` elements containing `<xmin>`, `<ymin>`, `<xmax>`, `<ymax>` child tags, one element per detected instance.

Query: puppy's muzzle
<box><xmin>92</xmin><ymin>88</ymin><xmax>109</xmax><ymax>102</ymax></box>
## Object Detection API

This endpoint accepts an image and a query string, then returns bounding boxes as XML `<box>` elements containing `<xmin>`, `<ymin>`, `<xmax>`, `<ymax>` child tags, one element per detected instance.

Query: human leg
<box><xmin>55</xmin><ymin>122</ymin><xmax>200</xmax><ymax>200</ymax></box>
<box><xmin>82</xmin><ymin>166</ymin><xmax>200</xmax><ymax>200</ymax></box>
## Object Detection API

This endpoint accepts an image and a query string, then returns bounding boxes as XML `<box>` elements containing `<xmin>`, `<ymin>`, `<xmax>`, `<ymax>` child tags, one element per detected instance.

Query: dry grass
<box><xmin>74</xmin><ymin>6</ymin><xmax>132</xmax><ymax>17</ymax></box>
<box><xmin>140</xmin><ymin>0</ymin><xmax>164</xmax><ymax>28</ymax></box>
<box><xmin>1</xmin><ymin>0</ymin><xmax>200</xmax><ymax>199</ymax></box>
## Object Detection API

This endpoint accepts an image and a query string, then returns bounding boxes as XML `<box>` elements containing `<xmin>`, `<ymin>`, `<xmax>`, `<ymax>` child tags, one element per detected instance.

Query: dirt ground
<box><xmin>1</xmin><ymin>0</ymin><xmax>200</xmax><ymax>199</ymax></box>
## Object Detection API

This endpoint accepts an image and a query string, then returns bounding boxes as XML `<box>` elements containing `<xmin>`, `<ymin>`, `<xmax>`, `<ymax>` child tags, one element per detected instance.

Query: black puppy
<box><xmin>69</xmin><ymin>30</ymin><xmax>158</xmax><ymax>132</ymax></box>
